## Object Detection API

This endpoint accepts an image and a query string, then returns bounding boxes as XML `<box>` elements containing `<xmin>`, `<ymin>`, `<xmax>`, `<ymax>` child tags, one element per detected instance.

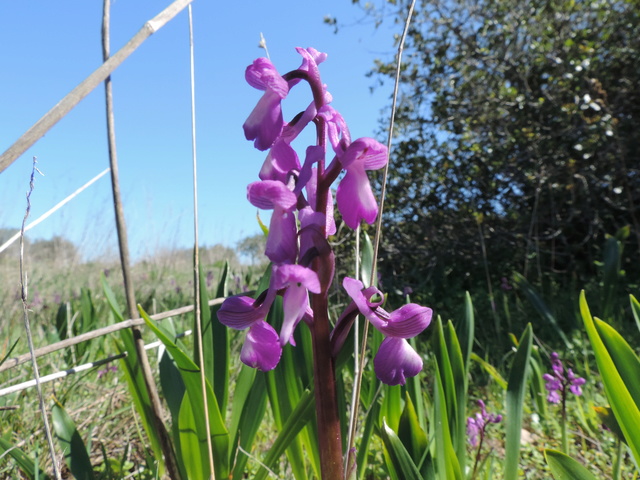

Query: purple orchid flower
<box><xmin>335</xmin><ymin>138</ymin><xmax>388</xmax><ymax>229</ymax></box>
<box><xmin>243</xmin><ymin>57</ymin><xmax>290</xmax><ymax>151</ymax></box>
<box><xmin>247</xmin><ymin>180</ymin><xmax>298</xmax><ymax>264</ymax></box>
<box><xmin>467</xmin><ymin>399</ymin><xmax>502</xmax><ymax>447</ymax></box>
<box><xmin>217</xmin><ymin>264</ymin><xmax>319</xmax><ymax>371</ymax></box>
<box><xmin>332</xmin><ymin>277</ymin><xmax>432</xmax><ymax>386</ymax></box>
<box><xmin>543</xmin><ymin>352</ymin><xmax>586</xmax><ymax>404</ymax></box>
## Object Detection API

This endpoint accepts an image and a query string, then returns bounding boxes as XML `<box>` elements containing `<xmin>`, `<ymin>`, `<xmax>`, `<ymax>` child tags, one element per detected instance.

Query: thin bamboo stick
<box><xmin>0</xmin><ymin>168</ymin><xmax>110</xmax><ymax>254</ymax></box>
<box><xmin>0</xmin><ymin>331</ymin><xmax>192</xmax><ymax>398</ymax></box>
<box><xmin>0</xmin><ymin>0</ymin><xmax>193</xmax><ymax>174</ymax></box>
<box><xmin>0</xmin><ymin>297</ymin><xmax>226</xmax><ymax>374</ymax></box>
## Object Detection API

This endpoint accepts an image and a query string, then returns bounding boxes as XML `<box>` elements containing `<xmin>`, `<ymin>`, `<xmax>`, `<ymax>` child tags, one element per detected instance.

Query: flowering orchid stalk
<box><xmin>543</xmin><ymin>351</ymin><xmax>586</xmax><ymax>453</ymax></box>
<box><xmin>217</xmin><ymin>47</ymin><xmax>433</xmax><ymax>478</ymax></box>
<box><xmin>466</xmin><ymin>399</ymin><xmax>502</xmax><ymax>479</ymax></box>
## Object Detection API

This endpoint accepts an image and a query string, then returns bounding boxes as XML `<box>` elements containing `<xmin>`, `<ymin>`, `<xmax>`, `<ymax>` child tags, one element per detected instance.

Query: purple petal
<box><xmin>342</xmin><ymin>277</ymin><xmax>386</xmax><ymax>329</ymax></box>
<box><xmin>374</xmin><ymin>337</ymin><xmax>423</xmax><ymax>386</ymax></box>
<box><xmin>377</xmin><ymin>303</ymin><xmax>433</xmax><ymax>339</ymax></box>
<box><xmin>274</xmin><ymin>264</ymin><xmax>321</xmax><ymax>293</ymax></box>
<box><xmin>336</xmin><ymin>164</ymin><xmax>379</xmax><ymax>229</ymax></box>
<box><xmin>259</xmin><ymin>140</ymin><xmax>301</xmax><ymax>182</ymax></box>
<box><xmin>265</xmin><ymin>207</ymin><xmax>298</xmax><ymax>264</ymax></box>
<box><xmin>273</xmin><ymin>264</ymin><xmax>321</xmax><ymax>345</ymax></box>
<box><xmin>295</xmin><ymin>47</ymin><xmax>327</xmax><ymax>86</ymax></box>
<box><xmin>240</xmin><ymin>320</ymin><xmax>282</xmax><ymax>371</ymax></box>
<box><xmin>547</xmin><ymin>390</ymin><xmax>561</xmax><ymax>404</ymax></box>
<box><xmin>245</xmin><ymin>58</ymin><xmax>288</xmax><ymax>97</ymax></box>
<box><xmin>339</xmin><ymin>137</ymin><xmax>388</xmax><ymax>170</ymax></box>
<box><xmin>569</xmin><ymin>384</ymin><xmax>584</xmax><ymax>396</ymax></box>
<box><xmin>280</xmin><ymin>286</ymin><xmax>310</xmax><ymax>346</ymax></box>
<box><xmin>304</xmin><ymin>167</ymin><xmax>336</xmax><ymax>235</ymax></box>
<box><xmin>247</xmin><ymin>180</ymin><xmax>297</xmax><ymax>211</ymax></box>
<box><xmin>318</xmin><ymin>105</ymin><xmax>351</xmax><ymax>155</ymax></box>
<box><xmin>243</xmin><ymin>90</ymin><xmax>284</xmax><ymax>151</ymax></box>
<box><xmin>217</xmin><ymin>295</ymin><xmax>267</xmax><ymax>330</ymax></box>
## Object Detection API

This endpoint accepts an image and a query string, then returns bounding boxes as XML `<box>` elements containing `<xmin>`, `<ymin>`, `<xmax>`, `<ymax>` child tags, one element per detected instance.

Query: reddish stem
<box><xmin>311</xmin><ymin>290</ymin><xmax>345</xmax><ymax>479</ymax></box>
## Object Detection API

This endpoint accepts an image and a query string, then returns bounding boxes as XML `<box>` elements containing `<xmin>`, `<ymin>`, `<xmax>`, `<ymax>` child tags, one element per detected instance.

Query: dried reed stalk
<box><xmin>101</xmin><ymin>1</ymin><xmax>181</xmax><ymax>478</ymax></box>
<box><xmin>0</xmin><ymin>0</ymin><xmax>193</xmax><ymax>174</ymax></box>
<box><xmin>19</xmin><ymin>159</ymin><xmax>62</xmax><ymax>480</ymax></box>
<box><xmin>344</xmin><ymin>1</ymin><xmax>417</xmax><ymax>475</ymax></box>
<box><xmin>187</xmin><ymin>5</ymin><xmax>217</xmax><ymax>478</ymax></box>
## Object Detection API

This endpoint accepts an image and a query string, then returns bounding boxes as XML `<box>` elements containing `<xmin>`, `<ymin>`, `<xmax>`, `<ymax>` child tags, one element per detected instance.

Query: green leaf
<box><xmin>594</xmin><ymin>318</ymin><xmax>640</xmax><ymax>407</ymax></box>
<box><xmin>139</xmin><ymin>306</ymin><xmax>230</xmax><ymax>478</ymax></box>
<box><xmin>379</xmin><ymin>418</ymin><xmax>423</xmax><ymax>480</ymax></box>
<box><xmin>105</xmin><ymin>276</ymin><xmax>166</xmax><ymax>476</ymax></box>
<box><xmin>544</xmin><ymin>449</ymin><xmax>598</xmax><ymax>480</ymax></box>
<box><xmin>398</xmin><ymin>392</ymin><xmax>428</xmax><ymax>464</ymax></box>
<box><xmin>630</xmin><ymin>295</ymin><xmax>640</xmax><ymax>335</ymax></box>
<box><xmin>470</xmin><ymin>352</ymin><xmax>508</xmax><ymax>389</ymax></box>
<box><xmin>197</xmin><ymin>262</ymin><xmax>230</xmax><ymax>415</ymax></box>
<box><xmin>0</xmin><ymin>436</ymin><xmax>50</xmax><ymax>480</ymax></box>
<box><xmin>504</xmin><ymin>323</ymin><xmax>533</xmax><ymax>480</ymax></box>
<box><xmin>51</xmin><ymin>399</ymin><xmax>95</xmax><ymax>480</ymax></box>
<box><xmin>433</xmin><ymin>361</ymin><xmax>463</xmax><ymax>480</ymax></box>
<box><xmin>360</xmin><ymin>231</ymin><xmax>374</xmax><ymax>288</ymax></box>
<box><xmin>512</xmin><ymin>273</ymin><xmax>570</xmax><ymax>347</ymax></box>
<box><xmin>444</xmin><ymin>319</ymin><xmax>468</xmax><ymax>468</ymax></box>
<box><xmin>231</xmin><ymin>372</ymin><xmax>268</xmax><ymax>480</ymax></box>
<box><xmin>580</xmin><ymin>292</ymin><xmax>640</xmax><ymax>463</ymax></box>
<box><xmin>178</xmin><ymin>391</ymin><xmax>206</xmax><ymax>480</ymax></box>
<box><xmin>254</xmin><ymin>389</ymin><xmax>316</xmax><ymax>480</ymax></box>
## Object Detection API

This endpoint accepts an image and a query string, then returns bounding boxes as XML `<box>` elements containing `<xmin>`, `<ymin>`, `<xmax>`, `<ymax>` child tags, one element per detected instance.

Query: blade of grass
<box><xmin>544</xmin><ymin>449</ymin><xmax>598</xmax><ymax>480</ymax></box>
<box><xmin>51</xmin><ymin>399</ymin><xmax>95</xmax><ymax>480</ymax></box>
<box><xmin>253</xmin><ymin>389</ymin><xmax>316</xmax><ymax>480</ymax></box>
<box><xmin>580</xmin><ymin>291</ymin><xmax>640</xmax><ymax>461</ymax></box>
<box><xmin>139</xmin><ymin>306</ymin><xmax>230</xmax><ymax>478</ymax></box>
<box><xmin>0</xmin><ymin>437</ymin><xmax>50</xmax><ymax>480</ymax></box>
<box><xmin>379</xmin><ymin>419</ymin><xmax>422</xmax><ymax>480</ymax></box>
<box><xmin>504</xmin><ymin>323</ymin><xmax>533</xmax><ymax>480</ymax></box>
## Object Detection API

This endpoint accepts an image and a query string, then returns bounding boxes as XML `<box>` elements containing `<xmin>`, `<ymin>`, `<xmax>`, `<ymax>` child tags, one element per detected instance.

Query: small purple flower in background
<box><xmin>103</xmin><ymin>268</ymin><xmax>110</xmax><ymax>278</ymax></box>
<box><xmin>206</xmin><ymin>270</ymin><xmax>214</xmax><ymax>288</ymax></box>
<box><xmin>97</xmin><ymin>365</ymin><xmax>118</xmax><ymax>379</ymax></box>
<box><xmin>467</xmin><ymin>399</ymin><xmax>503</xmax><ymax>447</ymax></box>
<box><xmin>543</xmin><ymin>352</ymin><xmax>586</xmax><ymax>404</ymax></box>
<box><xmin>53</xmin><ymin>293</ymin><xmax>61</xmax><ymax>304</ymax></box>
<box><xmin>467</xmin><ymin>399</ymin><xmax>502</xmax><ymax>478</ymax></box>
<box><xmin>500</xmin><ymin>276</ymin><xmax>512</xmax><ymax>291</ymax></box>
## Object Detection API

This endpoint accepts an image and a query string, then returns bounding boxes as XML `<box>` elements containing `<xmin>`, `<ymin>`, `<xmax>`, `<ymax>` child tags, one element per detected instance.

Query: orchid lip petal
<box><xmin>374</xmin><ymin>337</ymin><xmax>423</xmax><ymax>386</ymax></box>
<box><xmin>336</xmin><ymin>165</ymin><xmax>379</xmax><ymax>229</ymax></box>
<box><xmin>240</xmin><ymin>320</ymin><xmax>282</xmax><ymax>371</ymax></box>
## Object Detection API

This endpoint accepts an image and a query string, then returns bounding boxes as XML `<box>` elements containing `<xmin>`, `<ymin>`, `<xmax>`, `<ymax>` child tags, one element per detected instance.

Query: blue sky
<box><xmin>0</xmin><ymin>1</ymin><xmax>397</xmax><ymax>260</ymax></box>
